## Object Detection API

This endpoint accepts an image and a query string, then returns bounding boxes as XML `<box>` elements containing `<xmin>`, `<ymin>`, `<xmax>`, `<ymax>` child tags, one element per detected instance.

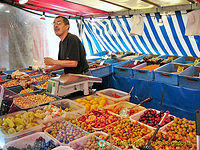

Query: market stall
<box><xmin>0</xmin><ymin>0</ymin><xmax>200</xmax><ymax>149</ymax></box>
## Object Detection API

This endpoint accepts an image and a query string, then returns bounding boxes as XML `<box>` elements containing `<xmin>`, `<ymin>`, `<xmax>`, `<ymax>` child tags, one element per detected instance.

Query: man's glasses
<box><xmin>52</xmin><ymin>21</ymin><xmax>62</xmax><ymax>25</ymax></box>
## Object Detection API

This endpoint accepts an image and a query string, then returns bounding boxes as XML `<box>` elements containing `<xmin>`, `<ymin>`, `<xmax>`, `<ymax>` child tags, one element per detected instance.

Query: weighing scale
<box><xmin>47</xmin><ymin>73</ymin><xmax>102</xmax><ymax>97</ymax></box>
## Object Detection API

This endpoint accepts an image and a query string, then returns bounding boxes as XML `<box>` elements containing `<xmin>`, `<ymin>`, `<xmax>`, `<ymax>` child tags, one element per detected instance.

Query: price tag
<box><xmin>177</xmin><ymin>66</ymin><xmax>184</xmax><ymax>73</ymax></box>
<box><xmin>100</xmin><ymin>60</ymin><xmax>105</xmax><ymax>66</ymax></box>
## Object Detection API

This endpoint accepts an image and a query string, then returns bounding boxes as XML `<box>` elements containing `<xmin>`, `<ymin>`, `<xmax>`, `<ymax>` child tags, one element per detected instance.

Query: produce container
<box><xmin>13</xmin><ymin>90</ymin><xmax>62</xmax><ymax>110</ymax></box>
<box><xmin>104</xmin><ymin>101</ymin><xmax>146</xmax><ymax>116</ymax></box>
<box><xmin>96</xmin><ymin>88</ymin><xmax>130</xmax><ymax>103</ymax></box>
<box><xmin>154</xmin><ymin>63</ymin><xmax>189</xmax><ymax>85</ymax></box>
<box><xmin>0</xmin><ymin>111</ymin><xmax>44</xmax><ymax>142</ymax></box>
<box><xmin>130</xmin><ymin>109</ymin><xmax>174</xmax><ymax>130</ymax></box>
<box><xmin>4</xmin><ymin>132</ymin><xmax>60</xmax><ymax>149</ymax></box>
<box><xmin>50</xmin><ymin>99</ymin><xmax>86</xmax><ymax>120</ymax></box>
<box><xmin>133</xmin><ymin>131</ymin><xmax>194</xmax><ymax>150</ymax></box>
<box><xmin>179</xmin><ymin>66</ymin><xmax>200</xmax><ymax>89</ymax></box>
<box><xmin>113</xmin><ymin>59</ymin><xmax>144</xmax><ymax>77</ymax></box>
<box><xmin>173</xmin><ymin>56</ymin><xmax>200</xmax><ymax>65</ymax></box>
<box><xmin>68</xmin><ymin>131</ymin><xmax>120</xmax><ymax>150</ymax></box>
<box><xmin>44</xmin><ymin>120</ymin><xmax>88</xmax><ymax>145</ymax></box>
<box><xmin>89</xmin><ymin>62</ymin><xmax>111</xmax><ymax>77</ymax></box>
<box><xmin>132</xmin><ymin>62</ymin><xmax>159</xmax><ymax>81</ymax></box>
<box><xmin>75</xmin><ymin>95</ymin><xmax>114</xmax><ymax>112</ymax></box>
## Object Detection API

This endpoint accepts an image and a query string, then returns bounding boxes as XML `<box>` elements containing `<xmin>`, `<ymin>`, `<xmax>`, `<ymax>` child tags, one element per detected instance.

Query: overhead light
<box><xmin>40</xmin><ymin>12</ymin><xmax>46</xmax><ymax>20</ymax></box>
<box><xmin>19</xmin><ymin>0</ymin><xmax>28</xmax><ymax>4</ymax></box>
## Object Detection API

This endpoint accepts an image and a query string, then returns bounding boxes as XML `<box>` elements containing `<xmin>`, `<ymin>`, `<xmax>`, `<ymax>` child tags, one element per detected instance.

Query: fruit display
<box><xmin>0</xmin><ymin>111</ymin><xmax>41</xmax><ymax>135</ymax></box>
<box><xmin>102</xmin><ymin>119</ymin><xmax>152</xmax><ymax>149</ymax></box>
<box><xmin>28</xmin><ymin>72</ymin><xmax>43</xmax><ymax>76</ymax></box>
<box><xmin>34</xmin><ymin>75</ymin><xmax>51</xmax><ymax>82</ymax></box>
<box><xmin>1</xmin><ymin>80</ymin><xmax>20</xmax><ymax>88</ymax></box>
<box><xmin>140</xmin><ymin>64</ymin><xmax>160</xmax><ymax>71</ymax></box>
<box><xmin>18</xmin><ymin>88</ymin><xmax>34</xmax><ymax>94</ymax></box>
<box><xmin>135</xmin><ymin>131</ymin><xmax>193</xmax><ymax>150</ymax></box>
<box><xmin>68</xmin><ymin>134</ymin><xmax>118</xmax><ymax>150</ymax></box>
<box><xmin>75</xmin><ymin>95</ymin><xmax>112</xmax><ymax>112</ymax></box>
<box><xmin>37</xmin><ymin>81</ymin><xmax>48</xmax><ymax>89</ymax></box>
<box><xmin>77</xmin><ymin>109</ymin><xmax>120</xmax><ymax>129</ymax></box>
<box><xmin>104</xmin><ymin>101</ymin><xmax>145</xmax><ymax>116</ymax></box>
<box><xmin>0</xmin><ymin>78</ymin><xmax>9</xmax><ymax>82</ymax></box>
<box><xmin>7</xmin><ymin>136</ymin><xmax>58</xmax><ymax>150</ymax></box>
<box><xmin>89</xmin><ymin>63</ymin><xmax>109</xmax><ymax>69</ymax></box>
<box><xmin>45</xmin><ymin>120</ymin><xmax>87</xmax><ymax>144</ymax></box>
<box><xmin>135</xmin><ymin>109</ymin><xmax>174</xmax><ymax>128</ymax></box>
<box><xmin>163</xmin><ymin>117</ymin><xmax>196</xmax><ymax>144</ymax></box>
<box><xmin>13</xmin><ymin>93</ymin><xmax>57</xmax><ymax>109</ymax></box>
<box><xmin>122</xmin><ymin>60</ymin><xmax>144</xmax><ymax>68</ymax></box>
<box><xmin>68</xmin><ymin>120</ymin><xmax>95</xmax><ymax>133</ymax></box>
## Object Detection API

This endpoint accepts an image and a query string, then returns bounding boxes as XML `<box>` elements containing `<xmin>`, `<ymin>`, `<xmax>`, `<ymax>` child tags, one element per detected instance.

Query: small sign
<box><xmin>98</xmin><ymin>139</ymin><xmax>106</xmax><ymax>148</ymax></box>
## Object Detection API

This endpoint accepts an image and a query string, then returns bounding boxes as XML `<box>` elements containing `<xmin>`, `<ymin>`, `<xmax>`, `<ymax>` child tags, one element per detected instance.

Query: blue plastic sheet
<box><xmin>109</xmin><ymin>75</ymin><xmax>200</xmax><ymax>121</ymax></box>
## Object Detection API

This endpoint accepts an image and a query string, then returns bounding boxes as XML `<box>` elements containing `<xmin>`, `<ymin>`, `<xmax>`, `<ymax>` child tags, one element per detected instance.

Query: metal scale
<box><xmin>46</xmin><ymin>73</ymin><xmax>102</xmax><ymax>97</ymax></box>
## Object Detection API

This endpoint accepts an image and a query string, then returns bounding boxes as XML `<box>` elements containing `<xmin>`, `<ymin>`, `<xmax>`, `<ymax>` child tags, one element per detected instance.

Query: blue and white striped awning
<box><xmin>81</xmin><ymin>11</ymin><xmax>200</xmax><ymax>57</ymax></box>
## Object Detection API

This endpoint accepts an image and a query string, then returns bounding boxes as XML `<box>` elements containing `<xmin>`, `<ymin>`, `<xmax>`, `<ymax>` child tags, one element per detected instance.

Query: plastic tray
<box><xmin>103</xmin><ymin>101</ymin><xmax>146</xmax><ymax>116</ymax></box>
<box><xmin>179</xmin><ymin>66</ymin><xmax>200</xmax><ymax>89</ymax></box>
<box><xmin>13</xmin><ymin>90</ymin><xmax>62</xmax><ymax>110</ymax></box>
<box><xmin>132</xmin><ymin>62</ymin><xmax>159</xmax><ymax>81</ymax></box>
<box><xmin>130</xmin><ymin>109</ymin><xmax>174</xmax><ymax>130</ymax></box>
<box><xmin>4</xmin><ymin>132</ymin><xmax>60</xmax><ymax>149</ymax></box>
<box><xmin>75</xmin><ymin>94</ymin><xmax>114</xmax><ymax>112</ymax></box>
<box><xmin>89</xmin><ymin>62</ymin><xmax>111</xmax><ymax>77</ymax></box>
<box><xmin>154</xmin><ymin>63</ymin><xmax>189</xmax><ymax>85</ymax></box>
<box><xmin>96</xmin><ymin>88</ymin><xmax>130</xmax><ymax>103</ymax></box>
<box><xmin>67</xmin><ymin>131</ymin><xmax>120</xmax><ymax>150</ymax></box>
<box><xmin>173</xmin><ymin>56</ymin><xmax>200</xmax><ymax>65</ymax></box>
<box><xmin>50</xmin><ymin>99</ymin><xmax>86</xmax><ymax>120</ymax></box>
<box><xmin>52</xmin><ymin>146</ymin><xmax>73</xmax><ymax>150</ymax></box>
<box><xmin>0</xmin><ymin>111</ymin><xmax>44</xmax><ymax>142</ymax></box>
<box><xmin>44</xmin><ymin>120</ymin><xmax>88</xmax><ymax>145</ymax></box>
<box><xmin>133</xmin><ymin>130</ymin><xmax>194</xmax><ymax>150</ymax></box>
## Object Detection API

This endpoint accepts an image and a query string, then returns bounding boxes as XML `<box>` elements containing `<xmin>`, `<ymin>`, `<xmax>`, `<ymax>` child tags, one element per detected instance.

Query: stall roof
<box><xmin>2</xmin><ymin>0</ymin><xmax>200</xmax><ymax>18</ymax></box>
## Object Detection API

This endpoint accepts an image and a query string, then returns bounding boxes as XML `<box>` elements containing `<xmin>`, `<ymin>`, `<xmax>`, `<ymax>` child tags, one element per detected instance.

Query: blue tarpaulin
<box><xmin>108</xmin><ymin>75</ymin><xmax>200</xmax><ymax>121</ymax></box>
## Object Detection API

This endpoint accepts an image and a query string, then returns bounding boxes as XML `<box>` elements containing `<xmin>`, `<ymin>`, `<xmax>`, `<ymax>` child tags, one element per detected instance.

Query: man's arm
<box><xmin>44</xmin><ymin>57</ymin><xmax>78</xmax><ymax>67</ymax></box>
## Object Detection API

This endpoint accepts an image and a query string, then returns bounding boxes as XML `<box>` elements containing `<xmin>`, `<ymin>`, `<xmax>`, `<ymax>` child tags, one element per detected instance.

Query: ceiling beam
<box><xmin>99</xmin><ymin>0</ymin><xmax>131</xmax><ymax>10</ymax></box>
<box><xmin>83</xmin><ymin>3</ymin><xmax>200</xmax><ymax>18</ymax></box>
<box><xmin>64</xmin><ymin>0</ymin><xmax>108</xmax><ymax>12</ymax></box>
<box><xmin>140</xmin><ymin>0</ymin><xmax>160</xmax><ymax>7</ymax></box>
<box><xmin>187</xmin><ymin>0</ymin><xmax>195</xmax><ymax>3</ymax></box>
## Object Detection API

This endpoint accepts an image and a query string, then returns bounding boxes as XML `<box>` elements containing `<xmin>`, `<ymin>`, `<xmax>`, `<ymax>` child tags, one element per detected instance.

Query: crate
<box><xmin>4</xmin><ymin>132</ymin><xmax>60</xmax><ymax>149</ymax></box>
<box><xmin>52</xmin><ymin>146</ymin><xmax>73</xmax><ymax>150</ymax></box>
<box><xmin>74</xmin><ymin>95</ymin><xmax>114</xmax><ymax>112</ymax></box>
<box><xmin>113</xmin><ymin>57</ymin><xmax>145</xmax><ymax>77</ymax></box>
<box><xmin>50</xmin><ymin>99</ymin><xmax>86</xmax><ymax>120</ymax></box>
<box><xmin>158</xmin><ymin>55</ymin><xmax>179</xmax><ymax>61</ymax></box>
<box><xmin>0</xmin><ymin>111</ymin><xmax>44</xmax><ymax>142</ymax></box>
<box><xmin>44</xmin><ymin>120</ymin><xmax>88</xmax><ymax>145</ymax></box>
<box><xmin>89</xmin><ymin>62</ymin><xmax>111</xmax><ymax>77</ymax></box>
<box><xmin>179</xmin><ymin>66</ymin><xmax>200</xmax><ymax>89</ymax></box>
<box><xmin>133</xmin><ymin>62</ymin><xmax>159</xmax><ymax>81</ymax></box>
<box><xmin>133</xmin><ymin>130</ymin><xmax>194</xmax><ymax>150</ymax></box>
<box><xmin>154</xmin><ymin>63</ymin><xmax>189</xmax><ymax>85</ymax></box>
<box><xmin>130</xmin><ymin>109</ymin><xmax>174</xmax><ymax>130</ymax></box>
<box><xmin>96</xmin><ymin>88</ymin><xmax>130</xmax><ymax>103</ymax></box>
<box><xmin>13</xmin><ymin>90</ymin><xmax>62</xmax><ymax>110</ymax></box>
<box><xmin>173</xmin><ymin>56</ymin><xmax>200</xmax><ymax>65</ymax></box>
<box><xmin>67</xmin><ymin>132</ymin><xmax>120</xmax><ymax>150</ymax></box>
<box><xmin>104</xmin><ymin>101</ymin><xmax>146</xmax><ymax>116</ymax></box>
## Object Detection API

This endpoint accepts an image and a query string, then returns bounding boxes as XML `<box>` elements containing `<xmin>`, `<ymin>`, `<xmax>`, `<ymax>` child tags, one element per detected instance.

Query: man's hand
<box><xmin>44</xmin><ymin>57</ymin><xmax>56</xmax><ymax>66</ymax></box>
<box><xmin>44</xmin><ymin>67</ymin><xmax>52</xmax><ymax>74</ymax></box>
